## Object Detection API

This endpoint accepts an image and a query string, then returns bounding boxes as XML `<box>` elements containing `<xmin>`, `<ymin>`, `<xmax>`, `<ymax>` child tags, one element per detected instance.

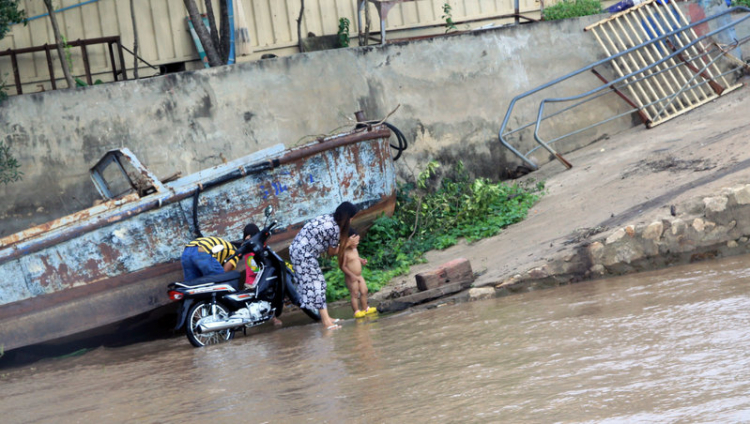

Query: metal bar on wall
<box><xmin>44</xmin><ymin>44</ymin><xmax>57</xmax><ymax>90</ymax></box>
<box><xmin>10</xmin><ymin>51</ymin><xmax>22</xmax><ymax>94</ymax></box>
<box><xmin>107</xmin><ymin>41</ymin><xmax>118</xmax><ymax>81</ymax></box>
<box><xmin>117</xmin><ymin>39</ymin><xmax>127</xmax><ymax>80</ymax></box>
<box><xmin>81</xmin><ymin>43</ymin><xmax>93</xmax><ymax>85</ymax></box>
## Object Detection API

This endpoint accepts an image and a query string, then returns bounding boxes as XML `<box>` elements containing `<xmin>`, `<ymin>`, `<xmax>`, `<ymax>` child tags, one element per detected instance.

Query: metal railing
<box><xmin>0</xmin><ymin>36</ymin><xmax>128</xmax><ymax>94</ymax></box>
<box><xmin>499</xmin><ymin>5</ymin><xmax>750</xmax><ymax>171</ymax></box>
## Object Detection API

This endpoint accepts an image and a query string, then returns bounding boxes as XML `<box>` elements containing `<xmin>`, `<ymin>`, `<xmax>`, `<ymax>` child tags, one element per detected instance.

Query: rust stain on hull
<box><xmin>0</xmin><ymin>126</ymin><xmax>397</xmax><ymax>352</ymax></box>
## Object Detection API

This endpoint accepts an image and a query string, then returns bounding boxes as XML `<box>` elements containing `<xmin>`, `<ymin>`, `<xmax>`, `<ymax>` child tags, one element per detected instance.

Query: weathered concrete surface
<box><xmin>372</xmin><ymin>76</ymin><xmax>750</xmax><ymax>303</ymax></box>
<box><xmin>0</xmin><ymin>14</ymin><xmax>633</xmax><ymax>237</ymax></box>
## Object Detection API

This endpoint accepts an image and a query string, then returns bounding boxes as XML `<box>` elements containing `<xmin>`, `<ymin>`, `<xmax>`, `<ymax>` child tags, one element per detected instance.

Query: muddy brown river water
<box><xmin>4</xmin><ymin>254</ymin><xmax>750</xmax><ymax>423</ymax></box>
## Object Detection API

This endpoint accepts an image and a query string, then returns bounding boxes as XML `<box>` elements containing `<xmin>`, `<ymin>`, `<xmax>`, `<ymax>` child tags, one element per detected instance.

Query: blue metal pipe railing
<box><xmin>21</xmin><ymin>0</ymin><xmax>103</xmax><ymax>24</ymax></box>
<box><xmin>499</xmin><ymin>5</ymin><xmax>750</xmax><ymax>171</ymax></box>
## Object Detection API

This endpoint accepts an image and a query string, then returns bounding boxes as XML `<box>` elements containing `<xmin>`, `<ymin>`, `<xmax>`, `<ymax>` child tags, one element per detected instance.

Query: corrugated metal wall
<box><xmin>0</xmin><ymin>0</ymin><xmax>544</xmax><ymax>95</ymax></box>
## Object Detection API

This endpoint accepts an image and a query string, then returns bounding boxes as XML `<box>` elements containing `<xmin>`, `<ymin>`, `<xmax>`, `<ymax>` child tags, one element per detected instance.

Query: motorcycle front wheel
<box><xmin>186</xmin><ymin>300</ymin><xmax>235</xmax><ymax>347</ymax></box>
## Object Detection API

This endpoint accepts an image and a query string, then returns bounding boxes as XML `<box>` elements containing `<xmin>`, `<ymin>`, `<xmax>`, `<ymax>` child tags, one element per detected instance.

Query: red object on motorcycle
<box><xmin>168</xmin><ymin>290</ymin><xmax>184</xmax><ymax>301</ymax></box>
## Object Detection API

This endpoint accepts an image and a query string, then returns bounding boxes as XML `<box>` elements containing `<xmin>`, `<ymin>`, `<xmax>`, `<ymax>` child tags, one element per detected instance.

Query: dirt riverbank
<box><xmin>371</xmin><ymin>76</ymin><xmax>750</xmax><ymax>304</ymax></box>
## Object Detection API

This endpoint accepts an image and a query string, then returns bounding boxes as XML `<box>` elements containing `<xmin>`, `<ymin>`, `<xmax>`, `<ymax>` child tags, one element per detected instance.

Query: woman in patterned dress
<box><xmin>290</xmin><ymin>201</ymin><xmax>359</xmax><ymax>329</ymax></box>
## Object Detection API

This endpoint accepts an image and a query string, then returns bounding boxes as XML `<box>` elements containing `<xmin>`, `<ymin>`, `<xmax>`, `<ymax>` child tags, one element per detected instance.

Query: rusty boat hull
<box><xmin>0</xmin><ymin>126</ymin><xmax>396</xmax><ymax>352</ymax></box>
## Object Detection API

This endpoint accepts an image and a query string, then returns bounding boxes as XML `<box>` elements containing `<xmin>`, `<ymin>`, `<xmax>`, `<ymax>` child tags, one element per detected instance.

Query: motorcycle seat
<box><xmin>179</xmin><ymin>271</ymin><xmax>243</xmax><ymax>290</ymax></box>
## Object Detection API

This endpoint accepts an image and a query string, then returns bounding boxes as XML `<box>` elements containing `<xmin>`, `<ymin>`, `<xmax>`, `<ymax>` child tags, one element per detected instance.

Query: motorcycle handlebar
<box><xmin>266</xmin><ymin>220</ymin><xmax>278</xmax><ymax>233</ymax></box>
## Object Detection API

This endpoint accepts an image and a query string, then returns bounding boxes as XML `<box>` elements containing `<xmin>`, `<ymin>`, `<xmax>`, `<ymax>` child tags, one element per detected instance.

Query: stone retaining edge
<box><xmin>476</xmin><ymin>183</ymin><xmax>750</xmax><ymax>300</ymax></box>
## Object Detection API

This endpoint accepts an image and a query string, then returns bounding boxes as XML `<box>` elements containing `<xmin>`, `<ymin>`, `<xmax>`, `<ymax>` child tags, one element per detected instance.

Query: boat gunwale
<box><xmin>0</xmin><ymin>126</ymin><xmax>392</xmax><ymax>265</ymax></box>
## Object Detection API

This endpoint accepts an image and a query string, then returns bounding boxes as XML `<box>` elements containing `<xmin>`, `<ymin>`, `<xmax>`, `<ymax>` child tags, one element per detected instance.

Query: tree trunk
<box><xmin>296</xmin><ymin>0</ymin><xmax>304</xmax><ymax>53</ymax></box>
<box><xmin>203</xmin><ymin>0</ymin><xmax>221</xmax><ymax>58</ymax></box>
<box><xmin>130</xmin><ymin>0</ymin><xmax>139</xmax><ymax>79</ymax></box>
<box><xmin>43</xmin><ymin>0</ymin><xmax>75</xmax><ymax>88</ymax></box>
<box><xmin>218</xmin><ymin>0</ymin><xmax>230</xmax><ymax>64</ymax></box>
<box><xmin>183</xmin><ymin>0</ymin><xmax>222</xmax><ymax>67</ymax></box>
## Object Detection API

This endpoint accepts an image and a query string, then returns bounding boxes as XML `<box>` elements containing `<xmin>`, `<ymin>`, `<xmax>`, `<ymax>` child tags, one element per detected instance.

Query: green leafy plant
<box><xmin>323</xmin><ymin>160</ymin><xmax>545</xmax><ymax>301</ymax></box>
<box><xmin>542</xmin><ymin>0</ymin><xmax>602</xmax><ymax>21</ymax></box>
<box><xmin>442</xmin><ymin>3</ymin><xmax>457</xmax><ymax>33</ymax></box>
<box><xmin>74</xmin><ymin>78</ymin><xmax>104</xmax><ymax>87</ymax></box>
<box><xmin>0</xmin><ymin>0</ymin><xmax>26</xmax><ymax>40</ymax></box>
<box><xmin>0</xmin><ymin>141</ymin><xmax>22</xmax><ymax>184</ymax></box>
<box><xmin>337</xmin><ymin>17</ymin><xmax>350</xmax><ymax>48</ymax></box>
<box><xmin>732</xmin><ymin>0</ymin><xmax>750</xmax><ymax>7</ymax></box>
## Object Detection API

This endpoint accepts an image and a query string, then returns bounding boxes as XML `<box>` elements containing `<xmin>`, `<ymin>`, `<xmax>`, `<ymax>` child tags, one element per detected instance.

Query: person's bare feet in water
<box><xmin>324</xmin><ymin>318</ymin><xmax>341</xmax><ymax>330</ymax></box>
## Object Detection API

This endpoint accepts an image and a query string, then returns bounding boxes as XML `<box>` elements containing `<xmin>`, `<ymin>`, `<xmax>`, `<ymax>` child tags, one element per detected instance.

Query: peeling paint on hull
<box><xmin>0</xmin><ymin>127</ymin><xmax>396</xmax><ymax>352</ymax></box>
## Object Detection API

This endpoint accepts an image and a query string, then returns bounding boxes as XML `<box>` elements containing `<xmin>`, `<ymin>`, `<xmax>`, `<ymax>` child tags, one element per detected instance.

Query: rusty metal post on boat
<box><xmin>354</xmin><ymin>110</ymin><xmax>373</xmax><ymax>131</ymax></box>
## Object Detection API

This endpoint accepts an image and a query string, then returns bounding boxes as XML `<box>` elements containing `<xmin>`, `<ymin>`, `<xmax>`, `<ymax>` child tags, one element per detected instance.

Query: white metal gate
<box><xmin>584</xmin><ymin>0</ymin><xmax>743</xmax><ymax>127</ymax></box>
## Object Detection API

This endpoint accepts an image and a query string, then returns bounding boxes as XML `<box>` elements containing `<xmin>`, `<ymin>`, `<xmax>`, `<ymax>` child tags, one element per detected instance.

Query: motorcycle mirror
<box><xmin>264</xmin><ymin>205</ymin><xmax>274</xmax><ymax>218</ymax></box>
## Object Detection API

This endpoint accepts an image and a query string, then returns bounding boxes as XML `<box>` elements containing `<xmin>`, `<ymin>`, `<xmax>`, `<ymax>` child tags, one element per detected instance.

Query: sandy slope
<box><xmin>372</xmin><ymin>77</ymin><xmax>750</xmax><ymax>301</ymax></box>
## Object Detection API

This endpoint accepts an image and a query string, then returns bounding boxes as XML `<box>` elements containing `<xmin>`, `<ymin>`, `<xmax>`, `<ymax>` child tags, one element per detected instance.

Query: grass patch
<box><xmin>324</xmin><ymin>161</ymin><xmax>544</xmax><ymax>301</ymax></box>
<box><xmin>543</xmin><ymin>0</ymin><xmax>603</xmax><ymax>21</ymax></box>
<box><xmin>732</xmin><ymin>0</ymin><xmax>750</xmax><ymax>7</ymax></box>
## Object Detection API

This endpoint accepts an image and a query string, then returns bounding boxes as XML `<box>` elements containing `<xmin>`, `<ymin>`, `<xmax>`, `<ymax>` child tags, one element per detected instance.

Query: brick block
<box><xmin>415</xmin><ymin>258</ymin><xmax>473</xmax><ymax>291</ymax></box>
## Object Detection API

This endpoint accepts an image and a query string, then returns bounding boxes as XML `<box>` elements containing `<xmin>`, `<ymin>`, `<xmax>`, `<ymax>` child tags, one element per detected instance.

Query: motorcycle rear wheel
<box><xmin>186</xmin><ymin>300</ymin><xmax>235</xmax><ymax>347</ymax></box>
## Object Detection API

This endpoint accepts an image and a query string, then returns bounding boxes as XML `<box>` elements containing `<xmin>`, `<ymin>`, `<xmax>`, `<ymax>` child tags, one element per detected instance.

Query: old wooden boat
<box><xmin>0</xmin><ymin>125</ymin><xmax>397</xmax><ymax>353</ymax></box>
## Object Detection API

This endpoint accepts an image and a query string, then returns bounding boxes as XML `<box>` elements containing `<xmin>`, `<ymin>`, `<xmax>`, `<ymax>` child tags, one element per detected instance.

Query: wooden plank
<box><xmin>149</xmin><ymin>0</ymin><xmax>176</xmax><ymax>60</ymax></box>
<box><xmin>27</xmin><ymin>4</ymin><xmax>51</xmax><ymax>81</ymax></box>
<box><xmin>135</xmin><ymin>0</ymin><xmax>158</xmax><ymax>63</ymax></box>
<box><xmin>415</xmin><ymin>257</ymin><xmax>473</xmax><ymax>291</ymax></box>
<box><xmin>242</xmin><ymin>0</ymin><xmax>260</xmax><ymax>49</ymax></box>
<box><xmin>269</xmin><ymin>0</ymin><xmax>291</xmax><ymax>44</ymax></box>
<box><xmin>81</xmin><ymin>1</ymin><xmax>106</xmax><ymax>72</ymax></box>
<box><xmin>376</xmin><ymin>280</ymin><xmax>473</xmax><ymax>313</ymax></box>
<box><xmin>400</xmin><ymin>0</ymin><xmax>419</xmax><ymax>26</ymax></box>
<box><xmin>317</xmin><ymin>0</ymin><xmax>336</xmax><ymax>36</ymax></box>
<box><xmin>463</xmin><ymin>0</ymin><xmax>479</xmax><ymax>18</ymax></box>
<box><xmin>252</xmin><ymin>0</ymin><xmax>273</xmax><ymax>47</ymax></box>
<box><xmin>285</xmin><ymin>0</ymin><xmax>301</xmax><ymax>45</ymax></box>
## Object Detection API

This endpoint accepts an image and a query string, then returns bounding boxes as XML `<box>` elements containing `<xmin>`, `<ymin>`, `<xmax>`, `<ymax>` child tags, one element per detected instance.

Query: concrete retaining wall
<box><xmin>0</xmin><ymin>14</ymin><xmax>640</xmax><ymax>237</ymax></box>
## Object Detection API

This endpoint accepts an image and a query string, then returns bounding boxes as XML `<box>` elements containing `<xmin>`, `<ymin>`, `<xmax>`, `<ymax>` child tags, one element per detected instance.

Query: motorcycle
<box><xmin>167</xmin><ymin>206</ymin><xmax>321</xmax><ymax>347</ymax></box>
